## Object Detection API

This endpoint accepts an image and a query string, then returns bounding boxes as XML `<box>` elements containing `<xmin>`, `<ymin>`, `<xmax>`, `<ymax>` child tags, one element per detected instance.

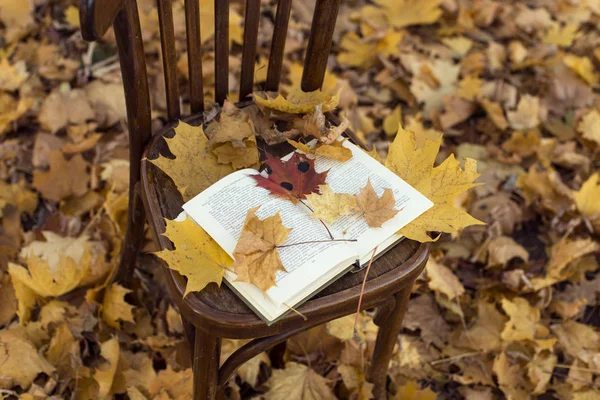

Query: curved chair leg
<box><xmin>193</xmin><ymin>328</ymin><xmax>221</xmax><ymax>400</ymax></box>
<box><xmin>369</xmin><ymin>285</ymin><xmax>413</xmax><ymax>399</ymax></box>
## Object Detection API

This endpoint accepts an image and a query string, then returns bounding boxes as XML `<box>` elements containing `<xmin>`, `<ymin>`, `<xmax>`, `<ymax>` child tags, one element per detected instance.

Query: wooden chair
<box><xmin>80</xmin><ymin>0</ymin><xmax>430</xmax><ymax>398</ymax></box>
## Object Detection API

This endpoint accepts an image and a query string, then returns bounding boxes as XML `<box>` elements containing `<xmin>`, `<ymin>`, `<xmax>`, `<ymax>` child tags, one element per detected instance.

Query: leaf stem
<box><xmin>276</xmin><ymin>239</ymin><xmax>357</xmax><ymax>249</ymax></box>
<box><xmin>354</xmin><ymin>246</ymin><xmax>378</xmax><ymax>337</ymax></box>
<box><xmin>300</xmin><ymin>199</ymin><xmax>334</xmax><ymax>240</ymax></box>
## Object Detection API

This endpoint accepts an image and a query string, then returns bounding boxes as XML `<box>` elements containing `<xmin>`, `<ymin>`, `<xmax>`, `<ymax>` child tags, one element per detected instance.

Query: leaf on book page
<box><xmin>355</xmin><ymin>179</ymin><xmax>399</xmax><ymax>228</ymax></box>
<box><xmin>155</xmin><ymin>216</ymin><xmax>233</xmax><ymax>296</ymax></box>
<box><xmin>253</xmin><ymin>152</ymin><xmax>328</xmax><ymax>204</ymax></box>
<box><xmin>253</xmin><ymin>89</ymin><xmax>340</xmax><ymax>114</ymax></box>
<box><xmin>233</xmin><ymin>207</ymin><xmax>291</xmax><ymax>292</ymax></box>
<box><xmin>148</xmin><ymin>121</ymin><xmax>234</xmax><ymax>201</ymax></box>
<box><xmin>306</xmin><ymin>185</ymin><xmax>356</xmax><ymax>223</ymax></box>
<box><xmin>287</xmin><ymin>139</ymin><xmax>353</xmax><ymax>162</ymax></box>
<box><xmin>386</xmin><ymin>125</ymin><xmax>484</xmax><ymax>242</ymax></box>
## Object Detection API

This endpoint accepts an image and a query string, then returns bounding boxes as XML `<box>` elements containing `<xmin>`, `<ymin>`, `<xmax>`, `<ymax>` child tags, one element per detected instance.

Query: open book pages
<box><xmin>182</xmin><ymin>140</ymin><xmax>433</xmax><ymax>322</ymax></box>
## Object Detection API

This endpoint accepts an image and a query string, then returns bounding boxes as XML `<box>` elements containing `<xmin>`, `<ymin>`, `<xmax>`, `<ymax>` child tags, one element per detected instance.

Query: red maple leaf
<box><xmin>253</xmin><ymin>152</ymin><xmax>328</xmax><ymax>203</ymax></box>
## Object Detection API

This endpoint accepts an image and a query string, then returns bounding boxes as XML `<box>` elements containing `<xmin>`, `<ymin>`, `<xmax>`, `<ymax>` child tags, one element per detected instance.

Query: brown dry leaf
<box><xmin>355</xmin><ymin>179</ymin><xmax>399</xmax><ymax>228</ymax></box>
<box><xmin>337</xmin><ymin>364</ymin><xmax>374</xmax><ymax>400</ymax></box>
<box><xmin>439</xmin><ymin>94</ymin><xmax>477</xmax><ymax>129</ymax></box>
<box><xmin>577</xmin><ymin>109</ymin><xmax>600</xmax><ymax>145</ymax></box>
<box><xmin>551</xmin><ymin>320</ymin><xmax>600</xmax><ymax>369</ymax></box>
<box><xmin>486</xmin><ymin>236</ymin><xmax>529</xmax><ymax>266</ymax></box>
<box><xmin>220</xmin><ymin>339</ymin><xmax>270</xmax><ymax>388</ymax></box>
<box><xmin>574</xmin><ymin>173</ymin><xmax>600</xmax><ymax>217</ymax></box>
<box><xmin>287</xmin><ymin>139</ymin><xmax>353</xmax><ymax>162</ymax></box>
<box><xmin>0</xmin><ymin>92</ymin><xmax>32</xmax><ymax>135</ymax></box>
<box><xmin>479</xmin><ymin>98</ymin><xmax>509</xmax><ymax>130</ymax></box>
<box><xmin>156</xmin><ymin>216</ymin><xmax>233</xmax><ymax>296</ymax></box>
<box><xmin>38</xmin><ymin>86</ymin><xmax>95</xmax><ymax>133</ymax></box>
<box><xmin>502</xmin><ymin>130</ymin><xmax>540</xmax><ymax>157</ymax></box>
<box><xmin>0</xmin><ymin>57</ymin><xmax>28</xmax><ymax>91</ymax></box>
<box><xmin>563</xmin><ymin>55</ymin><xmax>599</xmax><ymax>86</ymax></box>
<box><xmin>33</xmin><ymin>151</ymin><xmax>90</xmax><ymax>202</ymax></box>
<box><xmin>500</xmin><ymin>297</ymin><xmax>546</xmax><ymax>343</ymax></box>
<box><xmin>425</xmin><ymin>259</ymin><xmax>464</xmax><ymax>300</ymax></box>
<box><xmin>527</xmin><ymin>350</ymin><xmax>557</xmax><ymax>394</ymax></box>
<box><xmin>453</xmin><ymin>299</ymin><xmax>507</xmax><ymax>352</ymax></box>
<box><xmin>84</xmin><ymin>81</ymin><xmax>128</xmax><ymax>127</ymax></box>
<box><xmin>531</xmin><ymin>237</ymin><xmax>600</xmax><ymax>290</ymax></box>
<box><xmin>0</xmin><ymin>328</ymin><xmax>55</xmax><ymax>390</ymax></box>
<box><xmin>0</xmin><ymin>273</ymin><xmax>17</xmax><ymax>327</ymax></box>
<box><xmin>0</xmin><ymin>0</ymin><xmax>34</xmax><ymax>43</ymax></box>
<box><xmin>507</xmin><ymin>94</ymin><xmax>543</xmax><ymax>130</ymax></box>
<box><xmin>362</xmin><ymin>0</ymin><xmax>443</xmax><ymax>29</ymax></box>
<box><xmin>0</xmin><ymin>180</ymin><xmax>37</xmax><ymax>216</ymax></box>
<box><xmin>253</xmin><ymin>89</ymin><xmax>340</xmax><ymax>114</ymax></box>
<box><xmin>232</xmin><ymin>207</ymin><xmax>291</xmax><ymax>292</ymax></box>
<box><xmin>102</xmin><ymin>283</ymin><xmax>135</xmax><ymax>328</ymax></box>
<box><xmin>404</xmin><ymin>294</ymin><xmax>450</xmax><ymax>347</ymax></box>
<box><xmin>306</xmin><ymin>185</ymin><xmax>357</xmax><ymax>224</ymax></box>
<box><xmin>264</xmin><ymin>362</ymin><xmax>335</xmax><ymax>400</ymax></box>
<box><xmin>148</xmin><ymin>120</ymin><xmax>234</xmax><ymax>201</ymax></box>
<box><xmin>148</xmin><ymin>366</ymin><xmax>193</xmax><ymax>399</ymax></box>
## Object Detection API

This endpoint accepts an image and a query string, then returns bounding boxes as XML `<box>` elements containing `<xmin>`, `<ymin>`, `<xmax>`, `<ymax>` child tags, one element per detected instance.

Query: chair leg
<box><xmin>369</xmin><ymin>286</ymin><xmax>413</xmax><ymax>399</ymax></box>
<box><xmin>193</xmin><ymin>328</ymin><xmax>221</xmax><ymax>400</ymax></box>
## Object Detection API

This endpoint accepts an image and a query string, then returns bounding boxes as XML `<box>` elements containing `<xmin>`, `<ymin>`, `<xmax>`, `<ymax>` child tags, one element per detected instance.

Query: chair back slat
<box><xmin>157</xmin><ymin>0</ymin><xmax>181</xmax><ymax>119</ymax></box>
<box><xmin>214</xmin><ymin>0</ymin><xmax>229</xmax><ymax>104</ymax></box>
<box><xmin>185</xmin><ymin>0</ymin><xmax>205</xmax><ymax>112</ymax></box>
<box><xmin>239</xmin><ymin>0</ymin><xmax>261</xmax><ymax>101</ymax></box>
<box><xmin>301</xmin><ymin>0</ymin><xmax>341</xmax><ymax>91</ymax></box>
<box><xmin>265</xmin><ymin>0</ymin><xmax>292</xmax><ymax>92</ymax></box>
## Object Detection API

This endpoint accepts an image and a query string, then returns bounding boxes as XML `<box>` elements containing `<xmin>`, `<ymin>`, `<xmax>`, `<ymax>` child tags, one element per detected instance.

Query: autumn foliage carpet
<box><xmin>1</xmin><ymin>0</ymin><xmax>600</xmax><ymax>399</ymax></box>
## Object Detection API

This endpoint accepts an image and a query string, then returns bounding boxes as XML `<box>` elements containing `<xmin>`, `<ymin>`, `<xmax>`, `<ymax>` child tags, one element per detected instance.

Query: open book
<box><xmin>182</xmin><ymin>140</ymin><xmax>433</xmax><ymax>323</ymax></box>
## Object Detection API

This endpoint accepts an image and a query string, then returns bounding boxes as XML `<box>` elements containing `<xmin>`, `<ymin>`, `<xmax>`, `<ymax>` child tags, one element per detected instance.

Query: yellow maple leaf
<box><xmin>265</xmin><ymin>362</ymin><xmax>335</xmax><ymax>400</ymax></box>
<box><xmin>306</xmin><ymin>185</ymin><xmax>357</xmax><ymax>223</ymax></box>
<box><xmin>148</xmin><ymin>120</ymin><xmax>234</xmax><ymax>201</ymax></box>
<box><xmin>253</xmin><ymin>89</ymin><xmax>339</xmax><ymax>114</ymax></box>
<box><xmin>577</xmin><ymin>109</ymin><xmax>600</xmax><ymax>145</ymax></box>
<box><xmin>94</xmin><ymin>337</ymin><xmax>120</xmax><ymax>400</ymax></box>
<box><xmin>364</xmin><ymin>0</ymin><xmax>443</xmax><ymax>29</ymax></box>
<box><xmin>392</xmin><ymin>380</ymin><xmax>437</xmax><ymax>400</ymax></box>
<box><xmin>233</xmin><ymin>207</ymin><xmax>291</xmax><ymax>292</ymax></box>
<box><xmin>386</xmin><ymin>125</ymin><xmax>484</xmax><ymax>242</ymax></box>
<box><xmin>563</xmin><ymin>54</ymin><xmax>599</xmax><ymax>85</ymax></box>
<box><xmin>155</xmin><ymin>216</ymin><xmax>233</xmax><ymax>296</ymax></box>
<box><xmin>337</xmin><ymin>29</ymin><xmax>404</xmax><ymax>69</ymax></box>
<box><xmin>102</xmin><ymin>283</ymin><xmax>135</xmax><ymax>328</ymax></box>
<box><xmin>542</xmin><ymin>24</ymin><xmax>580</xmax><ymax>48</ymax></box>
<box><xmin>355</xmin><ymin>179</ymin><xmax>399</xmax><ymax>228</ymax></box>
<box><xmin>8</xmin><ymin>251</ymin><xmax>90</xmax><ymax>298</ymax></box>
<box><xmin>574</xmin><ymin>172</ymin><xmax>600</xmax><ymax>217</ymax></box>
<box><xmin>383</xmin><ymin>105</ymin><xmax>402</xmax><ymax>136</ymax></box>
<box><xmin>0</xmin><ymin>329</ymin><xmax>55</xmax><ymax>390</ymax></box>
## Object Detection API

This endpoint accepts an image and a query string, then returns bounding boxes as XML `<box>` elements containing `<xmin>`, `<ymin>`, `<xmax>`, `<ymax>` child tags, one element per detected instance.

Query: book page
<box><xmin>309</xmin><ymin>140</ymin><xmax>433</xmax><ymax>258</ymax></box>
<box><xmin>182</xmin><ymin>170</ymin><xmax>355</xmax><ymax>305</ymax></box>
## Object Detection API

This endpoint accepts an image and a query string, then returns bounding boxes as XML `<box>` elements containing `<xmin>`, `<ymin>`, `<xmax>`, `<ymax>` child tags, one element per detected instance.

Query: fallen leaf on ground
<box><xmin>392</xmin><ymin>380</ymin><xmax>437</xmax><ymax>400</ymax></box>
<box><xmin>306</xmin><ymin>184</ymin><xmax>356</xmax><ymax>223</ymax></box>
<box><xmin>264</xmin><ymin>362</ymin><xmax>335</xmax><ymax>400</ymax></box>
<box><xmin>94</xmin><ymin>337</ymin><xmax>120</xmax><ymax>399</ymax></box>
<box><xmin>574</xmin><ymin>172</ymin><xmax>600</xmax><ymax>217</ymax></box>
<box><xmin>253</xmin><ymin>89</ymin><xmax>339</xmax><ymax>114</ymax></box>
<box><xmin>577</xmin><ymin>109</ymin><xmax>600</xmax><ymax>145</ymax></box>
<box><xmin>155</xmin><ymin>216</ymin><xmax>233</xmax><ymax>296</ymax></box>
<box><xmin>355</xmin><ymin>179</ymin><xmax>399</xmax><ymax>228</ymax></box>
<box><xmin>33</xmin><ymin>151</ymin><xmax>89</xmax><ymax>202</ymax></box>
<box><xmin>425</xmin><ymin>259</ymin><xmax>464</xmax><ymax>299</ymax></box>
<box><xmin>102</xmin><ymin>283</ymin><xmax>135</xmax><ymax>328</ymax></box>
<box><xmin>362</xmin><ymin>0</ymin><xmax>443</xmax><ymax>29</ymax></box>
<box><xmin>253</xmin><ymin>152</ymin><xmax>328</xmax><ymax>204</ymax></box>
<box><xmin>563</xmin><ymin>55</ymin><xmax>599</xmax><ymax>86</ymax></box>
<box><xmin>233</xmin><ymin>207</ymin><xmax>291</xmax><ymax>292</ymax></box>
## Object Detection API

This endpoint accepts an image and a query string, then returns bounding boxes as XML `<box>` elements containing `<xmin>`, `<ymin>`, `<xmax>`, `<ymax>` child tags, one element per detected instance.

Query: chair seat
<box><xmin>141</xmin><ymin>115</ymin><xmax>429</xmax><ymax>339</ymax></box>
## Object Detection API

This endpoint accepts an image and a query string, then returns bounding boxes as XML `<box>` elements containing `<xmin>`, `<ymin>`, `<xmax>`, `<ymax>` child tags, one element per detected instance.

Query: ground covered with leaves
<box><xmin>1</xmin><ymin>0</ymin><xmax>600</xmax><ymax>398</ymax></box>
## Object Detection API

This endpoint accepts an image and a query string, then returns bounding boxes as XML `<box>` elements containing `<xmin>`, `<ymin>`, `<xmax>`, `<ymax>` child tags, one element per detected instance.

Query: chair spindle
<box><xmin>239</xmin><ymin>0</ymin><xmax>261</xmax><ymax>100</ymax></box>
<box><xmin>185</xmin><ymin>0</ymin><xmax>204</xmax><ymax>112</ymax></box>
<box><xmin>301</xmin><ymin>0</ymin><xmax>341</xmax><ymax>92</ymax></box>
<box><xmin>157</xmin><ymin>0</ymin><xmax>181</xmax><ymax>119</ymax></box>
<box><xmin>265</xmin><ymin>0</ymin><xmax>292</xmax><ymax>92</ymax></box>
<box><xmin>214</xmin><ymin>0</ymin><xmax>229</xmax><ymax>104</ymax></box>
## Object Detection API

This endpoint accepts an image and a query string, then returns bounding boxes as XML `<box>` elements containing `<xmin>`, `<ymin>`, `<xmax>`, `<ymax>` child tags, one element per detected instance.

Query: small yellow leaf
<box><xmin>392</xmin><ymin>380</ymin><xmax>437</xmax><ymax>400</ymax></box>
<box><xmin>383</xmin><ymin>106</ymin><xmax>402</xmax><ymax>136</ymax></box>
<box><xmin>501</xmin><ymin>297</ymin><xmax>543</xmax><ymax>342</ymax></box>
<box><xmin>457</xmin><ymin>75</ymin><xmax>483</xmax><ymax>101</ymax></box>
<box><xmin>63</xmin><ymin>5</ymin><xmax>79</xmax><ymax>27</ymax></box>
<box><xmin>355</xmin><ymin>180</ymin><xmax>399</xmax><ymax>228</ymax></box>
<box><xmin>148</xmin><ymin>120</ymin><xmax>234</xmax><ymax>201</ymax></box>
<box><xmin>156</xmin><ymin>216</ymin><xmax>233</xmax><ymax>296</ymax></box>
<box><xmin>441</xmin><ymin>36</ymin><xmax>473</xmax><ymax>56</ymax></box>
<box><xmin>253</xmin><ymin>89</ymin><xmax>339</xmax><ymax>114</ymax></box>
<box><xmin>577</xmin><ymin>109</ymin><xmax>600</xmax><ymax>145</ymax></box>
<box><xmin>502</xmin><ymin>130</ymin><xmax>540</xmax><ymax>156</ymax></box>
<box><xmin>102</xmin><ymin>283</ymin><xmax>135</xmax><ymax>328</ymax></box>
<box><xmin>94</xmin><ymin>338</ymin><xmax>120</xmax><ymax>400</ymax></box>
<box><xmin>368</xmin><ymin>0</ymin><xmax>443</xmax><ymax>29</ymax></box>
<box><xmin>574</xmin><ymin>172</ymin><xmax>600</xmax><ymax>217</ymax></box>
<box><xmin>0</xmin><ymin>329</ymin><xmax>55</xmax><ymax>390</ymax></box>
<box><xmin>306</xmin><ymin>185</ymin><xmax>357</xmax><ymax>223</ymax></box>
<box><xmin>563</xmin><ymin>54</ymin><xmax>599</xmax><ymax>85</ymax></box>
<box><xmin>233</xmin><ymin>208</ymin><xmax>291</xmax><ymax>292</ymax></box>
<box><xmin>479</xmin><ymin>98</ymin><xmax>509</xmax><ymax>130</ymax></box>
<box><xmin>337</xmin><ymin>30</ymin><xmax>404</xmax><ymax>69</ymax></box>
<box><xmin>542</xmin><ymin>24</ymin><xmax>580</xmax><ymax>48</ymax></box>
